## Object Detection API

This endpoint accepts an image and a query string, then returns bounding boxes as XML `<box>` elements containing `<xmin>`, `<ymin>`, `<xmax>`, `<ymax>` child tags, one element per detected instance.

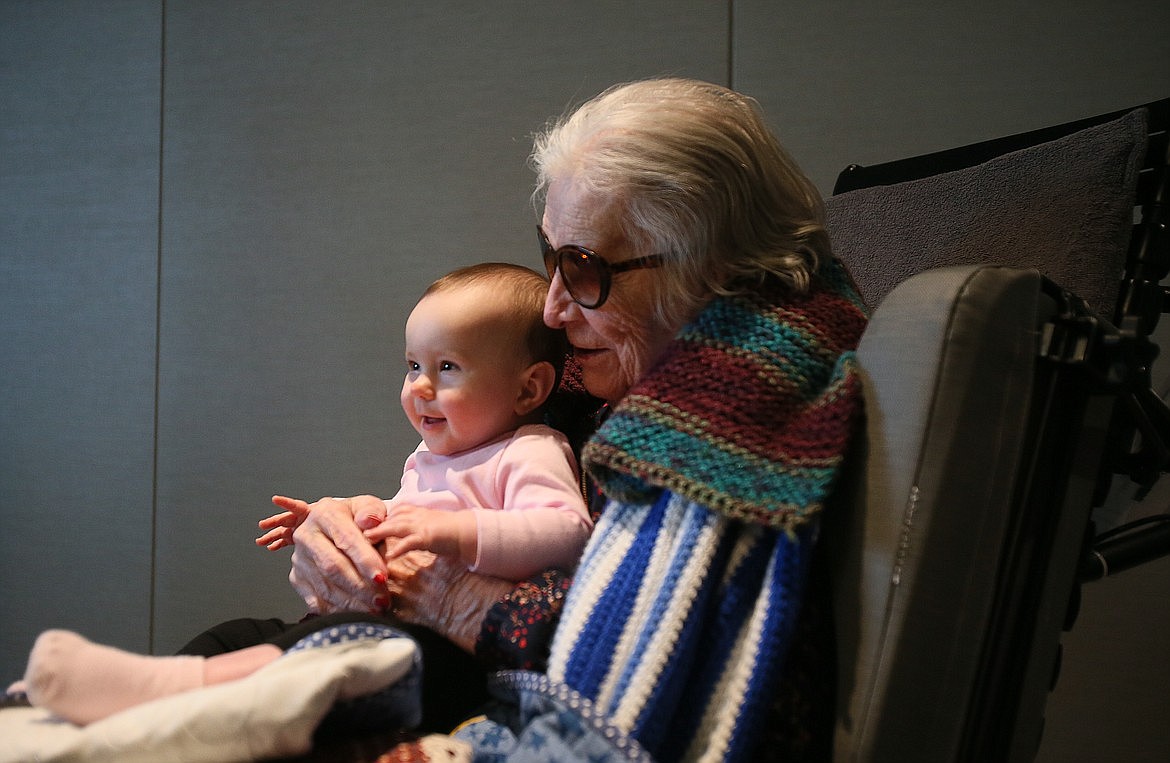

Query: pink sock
<box><xmin>23</xmin><ymin>630</ymin><xmax>205</xmax><ymax>725</ymax></box>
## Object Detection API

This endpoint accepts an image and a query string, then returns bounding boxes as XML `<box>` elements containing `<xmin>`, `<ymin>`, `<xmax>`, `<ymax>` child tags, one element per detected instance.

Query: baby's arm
<box><xmin>255</xmin><ymin>495</ymin><xmax>312</xmax><ymax>551</ymax></box>
<box><xmin>472</xmin><ymin>429</ymin><xmax>592</xmax><ymax>578</ymax></box>
<box><xmin>363</xmin><ymin>504</ymin><xmax>478</xmax><ymax>567</ymax></box>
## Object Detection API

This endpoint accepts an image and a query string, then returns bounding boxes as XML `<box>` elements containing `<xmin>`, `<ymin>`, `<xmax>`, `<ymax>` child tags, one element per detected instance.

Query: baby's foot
<box><xmin>23</xmin><ymin>630</ymin><xmax>204</xmax><ymax>725</ymax></box>
<box><xmin>2</xmin><ymin>679</ymin><xmax>30</xmax><ymax>709</ymax></box>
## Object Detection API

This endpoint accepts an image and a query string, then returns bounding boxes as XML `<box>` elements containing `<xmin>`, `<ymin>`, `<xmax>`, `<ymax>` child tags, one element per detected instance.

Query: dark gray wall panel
<box><xmin>1044</xmin><ymin>557</ymin><xmax>1170</xmax><ymax>763</ymax></box>
<box><xmin>0</xmin><ymin>2</ymin><xmax>161</xmax><ymax>679</ymax></box>
<box><xmin>152</xmin><ymin>1</ymin><xmax>727</xmax><ymax>652</ymax></box>
<box><xmin>734</xmin><ymin>0</ymin><xmax>1170</xmax><ymax>195</ymax></box>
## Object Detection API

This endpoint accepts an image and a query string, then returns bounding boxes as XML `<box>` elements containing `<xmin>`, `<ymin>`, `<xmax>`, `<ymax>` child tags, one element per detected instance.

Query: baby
<box><xmin>260</xmin><ymin>260</ymin><xmax>591</xmax><ymax>580</ymax></box>
<box><xmin>12</xmin><ymin>262</ymin><xmax>591</xmax><ymax>726</ymax></box>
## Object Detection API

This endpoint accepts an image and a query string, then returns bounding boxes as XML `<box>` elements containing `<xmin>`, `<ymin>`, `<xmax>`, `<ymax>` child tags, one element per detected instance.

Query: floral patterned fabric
<box><xmin>476</xmin><ymin>570</ymin><xmax>573</xmax><ymax>671</ymax></box>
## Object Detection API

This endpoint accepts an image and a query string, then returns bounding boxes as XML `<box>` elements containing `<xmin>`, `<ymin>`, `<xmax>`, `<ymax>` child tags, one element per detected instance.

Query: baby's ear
<box><xmin>515</xmin><ymin>360</ymin><xmax>557</xmax><ymax>416</ymax></box>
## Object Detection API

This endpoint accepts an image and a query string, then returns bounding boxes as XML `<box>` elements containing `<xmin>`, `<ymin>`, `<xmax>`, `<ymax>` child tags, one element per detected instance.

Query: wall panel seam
<box><xmin>149</xmin><ymin>0</ymin><xmax>167</xmax><ymax>655</ymax></box>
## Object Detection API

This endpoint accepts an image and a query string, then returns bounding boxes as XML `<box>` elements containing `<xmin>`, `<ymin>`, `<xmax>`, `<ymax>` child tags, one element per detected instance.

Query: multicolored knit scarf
<box><xmin>545</xmin><ymin>259</ymin><xmax>867</xmax><ymax>761</ymax></box>
<box><xmin>585</xmin><ymin>258</ymin><xmax>868</xmax><ymax>532</ymax></box>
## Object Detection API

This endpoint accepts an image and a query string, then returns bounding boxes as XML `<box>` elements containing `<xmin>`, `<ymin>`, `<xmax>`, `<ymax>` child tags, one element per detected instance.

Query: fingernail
<box><xmin>374</xmin><ymin>595</ymin><xmax>389</xmax><ymax>610</ymax></box>
<box><xmin>373</xmin><ymin>573</ymin><xmax>387</xmax><ymax>585</ymax></box>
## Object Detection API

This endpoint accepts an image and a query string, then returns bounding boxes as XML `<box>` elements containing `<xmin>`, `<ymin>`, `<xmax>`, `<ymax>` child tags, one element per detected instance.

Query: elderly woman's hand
<box><xmin>288</xmin><ymin>495</ymin><xmax>390</xmax><ymax>614</ymax></box>
<box><xmin>383</xmin><ymin>550</ymin><xmax>514</xmax><ymax>653</ymax></box>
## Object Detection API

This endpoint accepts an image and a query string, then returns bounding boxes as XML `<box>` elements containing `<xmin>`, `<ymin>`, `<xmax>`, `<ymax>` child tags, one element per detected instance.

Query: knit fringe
<box><xmin>547</xmin><ymin>492</ymin><xmax>814</xmax><ymax>761</ymax></box>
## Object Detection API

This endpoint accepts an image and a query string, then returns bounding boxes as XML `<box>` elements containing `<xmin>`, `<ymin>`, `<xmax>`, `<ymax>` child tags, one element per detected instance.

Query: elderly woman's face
<box><xmin>541</xmin><ymin>177</ymin><xmax>679</xmax><ymax>403</ymax></box>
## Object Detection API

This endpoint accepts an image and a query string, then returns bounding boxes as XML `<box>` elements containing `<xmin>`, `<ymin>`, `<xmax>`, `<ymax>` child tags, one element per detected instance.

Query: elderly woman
<box><xmin>291</xmin><ymin>78</ymin><xmax>867</xmax><ymax>760</ymax></box>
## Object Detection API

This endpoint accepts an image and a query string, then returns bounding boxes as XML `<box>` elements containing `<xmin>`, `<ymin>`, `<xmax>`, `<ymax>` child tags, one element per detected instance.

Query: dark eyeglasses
<box><xmin>538</xmin><ymin>226</ymin><xmax>665</xmax><ymax>309</ymax></box>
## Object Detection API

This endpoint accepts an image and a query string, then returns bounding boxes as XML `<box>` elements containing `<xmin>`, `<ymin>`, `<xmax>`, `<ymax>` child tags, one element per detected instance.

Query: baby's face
<box><xmin>400</xmin><ymin>287</ymin><xmax>531</xmax><ymax>456</ymax></box>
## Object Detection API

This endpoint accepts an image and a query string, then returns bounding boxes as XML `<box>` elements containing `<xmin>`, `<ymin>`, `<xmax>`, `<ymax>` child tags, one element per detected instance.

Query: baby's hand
<box><xmin>255</xmin><ymin>495</ymin><xmax>312</xmax><ymax>551</ymax></box>
<box><xmin>364</xmin><ymin>504</ymin><xmax>476</xmax><ymax>564</ymax></box>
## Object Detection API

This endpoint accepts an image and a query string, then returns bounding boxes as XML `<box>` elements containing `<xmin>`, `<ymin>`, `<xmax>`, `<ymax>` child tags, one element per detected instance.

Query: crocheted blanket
<box><xmin>529</xmin><ymin>260</ymin><xmax>868</xmax><ymax>761</ymax></box>
<box><xmin>583</xmin><ymin>258</ymin><xmax>868</xmax><ymax>531</ymax></box>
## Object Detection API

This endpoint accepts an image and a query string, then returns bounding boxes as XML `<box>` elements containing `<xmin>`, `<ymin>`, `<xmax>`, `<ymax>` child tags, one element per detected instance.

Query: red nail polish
<box><xmin>373</xmin><ymin>573</ymin><xmax>387</xmax><ymax>585</ymax></box>
<box><xmin>374</xmin><ymin>595</ymin><xmax>389</xmax><ymax>610</ymax></box>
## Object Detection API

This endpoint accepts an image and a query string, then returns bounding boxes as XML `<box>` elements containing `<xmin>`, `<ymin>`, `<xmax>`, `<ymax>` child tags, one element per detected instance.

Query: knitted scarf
<box><xmin>545</xmin><ymin>259</ymin><xmax>867</xmax><ymax>761</ymax></box>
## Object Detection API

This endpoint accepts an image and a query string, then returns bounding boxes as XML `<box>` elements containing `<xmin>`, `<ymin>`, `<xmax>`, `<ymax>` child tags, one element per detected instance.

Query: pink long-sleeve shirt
<box><xmin>388</xmin><ymin>424</ymin><xmax>592</xmax><ymax>580</ymax></box>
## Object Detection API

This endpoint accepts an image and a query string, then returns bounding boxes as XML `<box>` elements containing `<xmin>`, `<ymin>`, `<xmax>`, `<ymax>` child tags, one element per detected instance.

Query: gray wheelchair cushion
<box><xmin>825</xmin><ymin>109</ymin><xmax>1146</xmax><ymax>318</ymax></box>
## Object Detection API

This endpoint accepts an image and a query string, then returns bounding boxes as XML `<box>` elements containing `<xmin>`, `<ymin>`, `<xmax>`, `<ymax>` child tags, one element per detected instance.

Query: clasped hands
<box><xmin>255</xmin><ymin>494</ymin><xmax>505</xmax><ymax>652</ymax></box>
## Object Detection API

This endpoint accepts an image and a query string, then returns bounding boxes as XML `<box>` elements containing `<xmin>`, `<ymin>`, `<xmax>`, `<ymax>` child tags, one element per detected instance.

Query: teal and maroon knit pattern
<box><xmin>582</xmin><ymin>258</ymin><xmax>868</xmax><ymax>531</ymax></box>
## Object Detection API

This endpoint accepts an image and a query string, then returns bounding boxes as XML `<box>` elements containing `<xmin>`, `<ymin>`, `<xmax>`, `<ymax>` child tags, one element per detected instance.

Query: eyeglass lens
<box><xmin>540</xmin><ymin>228</ymin><xmax>606</xmax><ymax>308</ymax></box>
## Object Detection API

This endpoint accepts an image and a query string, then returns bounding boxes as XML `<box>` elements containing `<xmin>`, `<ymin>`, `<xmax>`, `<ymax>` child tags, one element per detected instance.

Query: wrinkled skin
<box><xmin>540</xmin><ymin>177</ymin><xmax>679</xmax><ymax>405</ymax></box>
<box><xmin>287</xmin><ymin>495</ymin><xmax>511</xmax><ymax>652</ymax></box>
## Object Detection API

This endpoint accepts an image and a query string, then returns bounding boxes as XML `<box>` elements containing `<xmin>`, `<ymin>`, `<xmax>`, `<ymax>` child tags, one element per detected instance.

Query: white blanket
<box><xmin>0</xmin><ymin>638</ymin><xmax>451</xmax><ymax>763</ymax></box>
